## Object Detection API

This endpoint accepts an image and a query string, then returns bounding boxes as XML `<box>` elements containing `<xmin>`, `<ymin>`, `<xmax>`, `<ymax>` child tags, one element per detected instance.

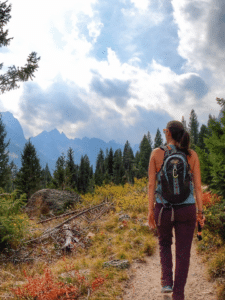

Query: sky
<box><xmin>0</xmin><ymin>0</ymin><xmax>224</xmax><ymax>145</ymax></box>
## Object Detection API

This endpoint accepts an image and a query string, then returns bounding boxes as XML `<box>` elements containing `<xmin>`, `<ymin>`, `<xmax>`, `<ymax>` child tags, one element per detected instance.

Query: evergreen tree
<box><xmin>123</xmin><ymin>140</ymin><xmax>134</xmax><ymax>184</ymax></box>
<box><xmin>197</xmin><ymin>124</ymin><xmax>210</xmax><ymax>152</ymax></box>
<box><xmin>134</xmin><ymin>150</ymin><xmax>141</xmax><ymax>179</ymax></box>
<box><xmin>95</xmin><ymin>149</ymin><xmax>105</xmax><ymax>186</ymax></box>
<box><xmin>53</xmin><ymin>153</ymin><xmax>66</xmax><ymax>189</ymax></box>
<box><xmin>15</xmin><ymin>140</ymin><xmax>42</xmax><ymax>198</ymax></box>
<box><xmin>181</xmin><ymin>116</ymin><xmax>187</xmax><ymax>131</ymax></box>
<box><xmin>5</xmin><ymin>160</ymin><xmax>17</xmax><ymax>192</ymax></box>
<box><xmin>153</xmin><ymin>128</ymin><xmax>163</xmax><ymax>149</ymax></box>
<box><xmin>65</xmin><ymin>147</ymin><xmax>78</xmax><ymax>189</ymax></box>
<box><xmin>203</xmin><ymin>110</ymin><xmax>225</xmax><ymax>197</ymax></box>
<box><xmin>188</xmin><ymin>109</ymin><xmax>199</xmax><ymax>149</ymax></box>
<box><xmin>42</xmin><ymin>163</ymin><xmax>52</xmax><ymax>188</ymax></box>
<box><xmin>138</xmin><ymin>134</ymin><xmax>152</xmax><ymax>177</ymax></box>
<box><xmin>147</xmin><ymin>131</ymin><xmax>153</xmax><ymax>148</ymax></box>
<box><xmin>113</xmin><ymin>149</ymin><xmax>125</xmax><ymax>185</ymax></box>
<box><xmin>0</xmin><ymin>1</ymin><xmax>40</xmax><ymax>94</ymax></box>
<box><xmin>78</xmin><ymin>154</ymin><xmax>92</xmax><ymax>194</ymax></box>
<box><xmin>104</xmin><ymin>147</ymin><xmax>114</xmax><ymax>184</ymax></box>
<box><xmin>0</xmin><ymin>113</ymin><xmax>9</xmax><ymax>189</ymax></box>
<box><xmin>107</xmin><ymin>147</ymin><xmax>114</xmax><ymax>177</ymax></box>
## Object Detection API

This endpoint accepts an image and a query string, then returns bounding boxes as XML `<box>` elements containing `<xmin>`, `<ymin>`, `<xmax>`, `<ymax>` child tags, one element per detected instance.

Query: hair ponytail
<box><xmin>166</xmin><ymin>121</ymin><xmax>191</xmax><ymax>156</ymax></box>
<box><xmin>178</xmin><ymin>130</ymin><xmax>191</xmax><ymax>156</ymax></box>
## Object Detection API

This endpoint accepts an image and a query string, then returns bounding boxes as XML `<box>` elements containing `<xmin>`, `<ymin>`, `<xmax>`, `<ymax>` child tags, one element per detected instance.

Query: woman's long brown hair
<box><xmin>167</xmin><ymin>120</ymin><xmax>191</xmax><ymax>156</ymax></box>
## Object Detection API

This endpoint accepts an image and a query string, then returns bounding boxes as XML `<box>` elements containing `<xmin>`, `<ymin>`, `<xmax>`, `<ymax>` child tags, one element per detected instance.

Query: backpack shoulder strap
<box><xmin>159</xmin><ymin>145</ymin><xmax>169</xmax><ymax>152</ymax></box>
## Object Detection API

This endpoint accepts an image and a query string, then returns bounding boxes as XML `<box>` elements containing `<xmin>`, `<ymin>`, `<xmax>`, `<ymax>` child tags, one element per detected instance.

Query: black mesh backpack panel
<box><xmin>158</xmin><ymin>145</ymin><xmax>192</xmax><ymax>204</ymax></box>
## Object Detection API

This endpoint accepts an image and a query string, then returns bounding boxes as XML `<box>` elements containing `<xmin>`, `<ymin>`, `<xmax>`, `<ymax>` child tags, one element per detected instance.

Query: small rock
<box><xmin>103</xmin><ymin>259</ymin><xmax>130</xmax><ymax>269</ymax></box>
<box><xmin>119</xmin><ymin>214</ymin><xmax>131</xmax><ymax>221</ymax></box>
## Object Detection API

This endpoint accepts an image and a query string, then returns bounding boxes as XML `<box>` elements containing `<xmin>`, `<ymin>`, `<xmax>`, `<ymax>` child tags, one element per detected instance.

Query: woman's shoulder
<box><xmin>188</xmin><ymin>148</ymin><xmax>198</xmax><ymax>157</ymax></box>
<box><xmin>187</xmin><ymin>148</ymin><xmax>199</xmax><ymax>164</ymax></box>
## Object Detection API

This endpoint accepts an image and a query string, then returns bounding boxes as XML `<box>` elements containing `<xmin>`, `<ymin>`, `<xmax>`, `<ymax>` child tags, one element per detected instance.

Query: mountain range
<box><xmin>2</xmin><ymin>107</ymin><xmax>224</xmax><ymax>174</ymax></box>
<box><xmin>1</xmin><ymin>112</ymin><xmax>139</xmax><ymax>173</ymax></box>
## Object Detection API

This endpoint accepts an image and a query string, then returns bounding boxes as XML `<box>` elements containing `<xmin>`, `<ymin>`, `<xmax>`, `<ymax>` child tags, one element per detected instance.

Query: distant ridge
<box><xmin>0</xmin><ymin>112</ymin><xmax>139</xmax><ymax>173</ymax></box>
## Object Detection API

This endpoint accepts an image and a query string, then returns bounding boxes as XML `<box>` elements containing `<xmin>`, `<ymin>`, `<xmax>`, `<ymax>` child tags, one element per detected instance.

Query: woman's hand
<box><xmin>148</xmin><ymin>209</ymin><xmax>156</xmax><ymax>229</ymax></box>
<box><xmin>197</xmin><ymin>212</ymin><xmax>205</xmax><ymax>228</ymax></box>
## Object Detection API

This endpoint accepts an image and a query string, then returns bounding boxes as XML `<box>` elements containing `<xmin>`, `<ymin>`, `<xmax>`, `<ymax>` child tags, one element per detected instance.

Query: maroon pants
<box><xmin>154</xmin><ymin>203</ymin><xmax>196</xmax><ymax>300</ymax></box>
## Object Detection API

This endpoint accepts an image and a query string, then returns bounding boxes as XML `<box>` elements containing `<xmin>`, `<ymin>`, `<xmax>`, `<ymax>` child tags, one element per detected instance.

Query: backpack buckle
<box><xmin>173</xmin><ymin>167</ymin><xmax>178</xmax><ymax>178</ymax></box>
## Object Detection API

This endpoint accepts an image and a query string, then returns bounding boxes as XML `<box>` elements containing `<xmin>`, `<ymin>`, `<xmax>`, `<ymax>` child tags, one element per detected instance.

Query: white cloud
<box><xmin>130</xmin><ymin>0</ymin><xmax>149</xmax><ymax>11</ymax></box>
<box><xmin>172</xmin><ymin>0</ymin><xmax>225</xmax><ymax>74</ymax></box>
<box><xmin>87</xmin><ymin>20</ymin><xmax>104</xmax><ymax>42</ymax></box>
<box><xmin>1</xmin><ymin>0</ymin><xmax>223</xmax><ymax>144</ymax></box>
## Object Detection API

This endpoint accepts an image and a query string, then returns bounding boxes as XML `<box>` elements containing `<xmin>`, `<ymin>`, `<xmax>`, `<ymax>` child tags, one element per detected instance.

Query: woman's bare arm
<box><xmin>192</xmin><ymin>153</ymin><xmax>203</xmax><ymax>212</ymax></box>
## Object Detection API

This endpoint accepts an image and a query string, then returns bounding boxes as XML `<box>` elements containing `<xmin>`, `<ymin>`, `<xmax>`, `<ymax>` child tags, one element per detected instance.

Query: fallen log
<box><xmin>25</xmin><ymin>202</ymin><xmax>114</xmax><ymax>244</ymax></box>
<box><xmin>37</xmin><ymin>208</ymin><xmax>80</xmax><ymax>224</ymax></box>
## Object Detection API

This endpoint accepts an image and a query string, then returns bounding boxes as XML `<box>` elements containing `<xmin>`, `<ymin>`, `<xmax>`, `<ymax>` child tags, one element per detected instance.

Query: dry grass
<box><xmin>0</xmin><ymin>181</ymin><xmax>156</xmax><ymax>299</ymax></box>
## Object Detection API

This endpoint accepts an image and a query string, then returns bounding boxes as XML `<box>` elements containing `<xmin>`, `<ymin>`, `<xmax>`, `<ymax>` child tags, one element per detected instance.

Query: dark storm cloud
<box><xmin>90</xmin><ymin>75</ymin><xmax>131</xmax><ymax>107</ymax></box>
<box><xmin>165</xmin><ymin>75</ymin><xmax>209</xmax><ymax>105</ymax></box>
<box><xmin>182</xmin><ymin>75</ymin><xmax>209</xmax><ymax>99</ymax></box>
<box><xmin>19</xmin><ymin>79</ymin><xmax>91</xmax><ymax>134</ymax></box>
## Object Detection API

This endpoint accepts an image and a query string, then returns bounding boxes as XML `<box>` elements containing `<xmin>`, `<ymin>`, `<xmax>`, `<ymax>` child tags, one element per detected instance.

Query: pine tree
<box><xmin>15</xmin><ymin>140</ymin><xmax>42</xmax><ymax>198</ymax></box>
<box><xmin>197</xmin><ymin>124</ymin><xmax>210</xmax><ymax>152</ymax></box>
<box><xmin>147</xmin><ymin>131</ymin><xmax>153</xmax><ymax>147</ymax></box>
<box><xmin>113</xmin><ymin>149</ymin><xmax>125</xmax><ymax>185</ymax></box>
<box><xmin>42</xmin><ymin>163</ymin><xmax>52</xmax><ymax>188</ymax></box>
<box><xmin>138</xmin><ymin>134</ymin><xmax>152</xmax><ymax>177</ymax></box>
<box><xmin>5</xmin><ymin>160</ymin><xmax>17</xmax><ymax>192</ymax></box>
<box><xmin>65</xmin><ymin>147</ymin><xmax>78</xmax><ymax>190</ymax></box>
<box><xmin>104</xmin><ymin>147</ymin><xmax>114</xmax><ymax>184</ymax></box>
<box><xmin>188</xmin><ymin>109</ymin><xmax>199</xmax><ymax>149</ymax></box>
<box><xmin>0</xmin><ymin>1</ymin><xmax>40</xmax><ymax>94</ymax></box>
<box><xmin>0</xmin><ymin>113</ymin><xmax>9</xmax><ymax>189</ymax></box>
<box><xmin>181</xmin><ymin>116</ymin><xmax>187</xmax><ymax>131</ymax></box>
<box><xmin>134</xmin><ymin>150</ymin><xmax>141</xmax><ymax>179</ymax></box>
<box><xmin>78</xmin><ymin>154</ymin><xmax>92</xmax><ymax>194</ymax></box>
<box><xmin>53</xmin><ymin>153</ymin><xmax>66</xmax><ymax>189</ymax></box>
<box><xmin>95</xmin><ymin>149</ymin><xmax>105</xmax><ymax>186</ymax></box>
<box><xmin>153</xmin><ymin>128</ymin><xmax>163</xmax><ymax>149</ymax></box>
<box><xmin>123</xmin><ymin>140</ymin><xmax>134</xmax><ymax>184</ymax></box>
<box><xmin>203</xmin><ymin>110</ymin><xmax>225</xmax><ymax>197</ymax></box>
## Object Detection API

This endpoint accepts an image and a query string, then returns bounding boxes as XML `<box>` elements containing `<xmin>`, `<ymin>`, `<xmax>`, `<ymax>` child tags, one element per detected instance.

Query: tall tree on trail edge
<box><xmin>0</xmin><ymin>1</ymin><xmax>40</xmax><ymax>94</ymax></box>
<box><xmin>138</xmin><ymin>134</ymin><xmax>152</xmax><ymax>178</ymax></box>
<box><xmin>0</xmin><ymin>113</ymin><xmax>9</xmax><ymax>189</ymax></box>
<box><xmin>153</xmin><ymin>128</ymin><xmax>163</xmax><ymax>149</ymax></box>
<box><xmin>15</xmin><ymin>140</ymin><xmax>42</xmax><ymax>199</ymax></box>
<box><xmin>188</xmin><ymin>109</ymin><xmax>199</xmax><ymax>150</ymax></box>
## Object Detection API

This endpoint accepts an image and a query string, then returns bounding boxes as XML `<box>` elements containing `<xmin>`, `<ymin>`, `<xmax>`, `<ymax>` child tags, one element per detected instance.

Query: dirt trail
<box><xmin>123</xmin><ymin>237</ymin><xmax>217</xmax><ymax>300</ymax></box>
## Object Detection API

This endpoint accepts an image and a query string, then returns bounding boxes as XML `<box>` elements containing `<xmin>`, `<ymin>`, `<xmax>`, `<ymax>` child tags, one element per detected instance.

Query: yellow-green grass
<box><xmin>0</xmin><ymin>179</ymin><xmax>156</xmax><ymax>299</ymax></box>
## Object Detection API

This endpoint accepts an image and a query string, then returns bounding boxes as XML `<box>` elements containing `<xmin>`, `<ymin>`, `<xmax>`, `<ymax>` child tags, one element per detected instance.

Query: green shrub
<box><xmin>208</xmin><ymin>248</ymin><xmax>225</xmax><ymax>279</ymax></box>
<box><xmin>0</xmin><ymin>190</ymin><xmax>29</xmax><ymax>249</ymax></box>
<box><xmin>204</xmin><ymin>198</ymin><xmax>225</xmax><ymax>241</ymax></box>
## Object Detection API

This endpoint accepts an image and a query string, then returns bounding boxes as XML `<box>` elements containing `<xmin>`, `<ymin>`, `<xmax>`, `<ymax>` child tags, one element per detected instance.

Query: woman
<box><xmin>148</xmin><ymin>120</ymin><xmax>205</xmax><ymax>300</ymax></box>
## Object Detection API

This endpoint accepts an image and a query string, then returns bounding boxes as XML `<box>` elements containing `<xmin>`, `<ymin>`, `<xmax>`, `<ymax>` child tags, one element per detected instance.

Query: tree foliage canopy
<box><xmin>0</xmin><ymin>0</ymin><xmax>40</xmax><ymax>94</ymax></box>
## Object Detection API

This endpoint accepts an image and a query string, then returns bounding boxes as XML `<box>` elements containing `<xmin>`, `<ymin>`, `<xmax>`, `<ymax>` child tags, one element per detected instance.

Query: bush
<box><xmin>0</xmin><ymin>190</ymin><xmax>29</xmax><ymax>249</ymax></box>
<box><xmin>204</xmin><ymin>198</ymin><xmax>225</xmax><ymax>241</ymax></box>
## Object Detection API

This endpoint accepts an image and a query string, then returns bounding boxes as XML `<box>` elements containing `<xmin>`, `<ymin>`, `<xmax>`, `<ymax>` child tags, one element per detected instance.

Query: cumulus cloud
<box><xmin>164</xmin><ymin>74</ymin><xmax>209</xmax><ymax>105</ymax></box>
<box><xmin>172</xmin><ymin>0</ymin><xmax>225</xmax><ymax>73</ymax></box>
<box><xmin>1</xmin><ymin>0</ymin><xmax>222</xmax><ymax>145</ymax></box>
<box><xmin>19</xmin><ymin>79</ymin><xmax>91</xmax><ymax>137</ymax></box>
<box><xmin>90</xmin><ymin>75</ymin><xmax>132</xmax><ymax>107</ymax></box>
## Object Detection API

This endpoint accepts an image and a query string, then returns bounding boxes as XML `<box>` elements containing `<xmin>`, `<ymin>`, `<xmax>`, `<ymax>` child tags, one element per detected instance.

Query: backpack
<box><xmin>157</xmin><ymin>145</ymin><xmax>192</xmax><ymax>205</ymax></box>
